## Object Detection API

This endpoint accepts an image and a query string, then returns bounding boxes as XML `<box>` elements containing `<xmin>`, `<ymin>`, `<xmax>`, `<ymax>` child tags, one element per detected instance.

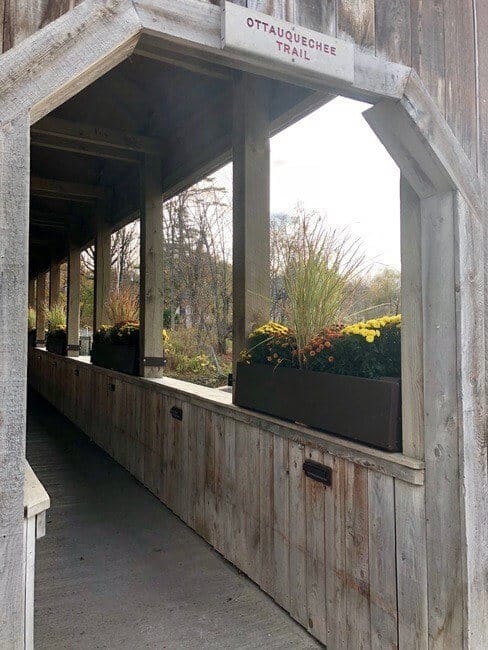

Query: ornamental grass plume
<box><xmin>283</xmin><ymin>216</ymin><xmax>366</xmax><ymax>366</ymax></box>
<box><xmin>106</xmin><ymin>285</ymin><xmax>139</xmax><ymax>326</ymax></box>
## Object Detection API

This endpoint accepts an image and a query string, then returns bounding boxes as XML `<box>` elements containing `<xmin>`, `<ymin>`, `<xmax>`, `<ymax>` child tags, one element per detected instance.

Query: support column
<box><xmin>66</xmin><ymin>245</ymin><xmax>80</xmax><ymax>357</ymax></box>
<box><xmin>0</xmin><ymin>113</ymin><xmax>29</xmax><ymax>647</ymax></box>
<box><xmin>49</xmin><ymin>262</ymin><xmax>61</xmax><ymax>308</ymax></box>
<box><xmin>93</xmin><ymin>207</ymin><xmax>111</xmax><ymax>332</ymax></box>
<box><xmin>35</xmin><ymin>272</ymin><xmax>47</xmax><ymax>346</ymax></box>
<box><xmin>139</xmin><ymin>154</ymin><xmax>165</xmax><ymax>378</ymax></box>
<box><xmin>232</xmin><ymin>72</ymin><xmax>271</xmax><ymax>372</ymax></box>
<box><xmin>28</xmin><ymin>277</ymin><xmax>36</xmax><ymax>307</ymax></box>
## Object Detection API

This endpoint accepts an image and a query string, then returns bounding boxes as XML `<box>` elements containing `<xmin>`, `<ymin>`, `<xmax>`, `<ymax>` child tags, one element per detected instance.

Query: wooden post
<box><xmin>28</xmin><ymin>277</ymin><xmax>36</xmax><ymax>308</ymax></box>
<box><xmin>49</xmin><ymin>262</ymin><xmax>61</xmax><ymax>308</ymax></box>
<box><xmin>35</xmin><ymin>272</ymin><xmax>47</xmax><ymax>346</ymax></box>
<box><xmin>94</xmin><ymin>206</ymin><xmax>111</xmax><ymax>332</ymax></box>
<box><xmin>0</xmin><ymin>113</ymin><xmax>29</xmax><ymax>647</ymax></box>
<box><xmin>139</xmin><ymin>154</ymin><xmax>165</xmax><ymax>378</ymax></box>
<box><xmin>232</xmin><ymin>72</ymin><xmax>271</xmax><ymax>373</ymax></box>
<box><xmin>66</xmin><ymin>245</ymin><xmax>80</xmax><ymax>357</ymax></box>
<box><xmin>400</xmin><ymin>177</ymin><xmax>424</xmax><ymax>460</ymax></box>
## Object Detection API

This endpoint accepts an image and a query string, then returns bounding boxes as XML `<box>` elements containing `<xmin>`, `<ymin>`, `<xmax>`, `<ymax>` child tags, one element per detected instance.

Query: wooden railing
<box><xmin>28</xmin><ymin>349</ymin><xmax>426</xmax><ymax>648</ymax></box>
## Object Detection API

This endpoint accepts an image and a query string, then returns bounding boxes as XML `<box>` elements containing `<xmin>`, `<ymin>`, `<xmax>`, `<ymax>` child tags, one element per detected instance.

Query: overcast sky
<box><xmin>216</xmin><ymin>96</ymin><xmax>401</xmax><ymax>272</ymax></box>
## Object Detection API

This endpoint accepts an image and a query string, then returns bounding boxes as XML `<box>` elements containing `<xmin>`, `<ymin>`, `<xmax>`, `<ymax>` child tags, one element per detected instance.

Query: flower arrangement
<box><xmin>241</xmin><ymin>321</ymin><xmax>297</xmax><ymax>367</ymax></box>
<box><xmin>92</xmin><ymin>321</ymin><xmax>140</xmax><ymax>375</ymax></box>
<box><xmin>242</xmin><ymin>314</ymin><xmax>401</xmax><ymax>379</ymax></box>
<box><xmin>93</xmin><ymin>322</ymin><xmax>168</xmax><ymax>347</ymax></box>
<box><xmin>45</xmin><ymin>304</ymin><xmax>67</xmax><ymax>354</ymax></box>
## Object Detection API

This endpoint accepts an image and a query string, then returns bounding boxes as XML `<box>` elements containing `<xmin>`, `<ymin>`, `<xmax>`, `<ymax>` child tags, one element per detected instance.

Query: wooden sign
<box><xmin>222</xmin><ymin>1</ymin><xmax>354</xmax><ymax>84</ymax></box>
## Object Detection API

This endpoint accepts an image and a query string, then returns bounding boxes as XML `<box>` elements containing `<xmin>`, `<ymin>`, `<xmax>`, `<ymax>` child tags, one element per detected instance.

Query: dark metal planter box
<box><xmin>234</xmin><ymin>362</ymin><xmax>402</xmax><ymax>452</ymax></box>
<box><xmin>46</xmin><ymin>336</ymin><xmax>67</xmax><ymax>356</ymax></box>
<box><xmin>28</xmin><ymin>329</ymin><xmax>36</xmax><ymax>348</ymax></box>
<box><xmin>91</xmin><ymin>342</ymin><xmax>139</xmax><ymax>376</ymax></box>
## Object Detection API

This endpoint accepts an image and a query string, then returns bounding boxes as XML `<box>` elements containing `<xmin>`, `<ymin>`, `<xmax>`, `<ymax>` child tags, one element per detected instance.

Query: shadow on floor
<box><xmin>27</xmin><ymin>391</ymin><xmax>321</xmax><ymax>650</ymax></box>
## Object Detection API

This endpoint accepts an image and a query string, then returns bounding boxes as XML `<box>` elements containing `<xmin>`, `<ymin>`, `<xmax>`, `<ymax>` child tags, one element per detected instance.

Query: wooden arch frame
<box><xmin>1</xmin><ymin>0</ymin><xmax>486</xmax><ymax>647</ymax></box>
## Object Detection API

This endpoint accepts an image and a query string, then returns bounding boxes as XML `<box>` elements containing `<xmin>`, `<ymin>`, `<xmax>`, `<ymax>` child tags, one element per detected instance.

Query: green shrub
<box><xmin>45</xmin><ymin>304</ymin><xmax>66</xmax><ymax>333</ymax></box>
<box><xmin>28</xmin><ymin>307</ymin><xmax>36</xmax><ymax>331</ymax></box>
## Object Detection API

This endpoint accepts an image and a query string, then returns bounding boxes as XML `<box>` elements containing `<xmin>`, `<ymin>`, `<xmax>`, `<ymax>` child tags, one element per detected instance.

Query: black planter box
<box><xmin>28</xmin><ymin>329</ymin><xmax>36</xmax><ymax>348</ymax></box>
<box><xmin>46</xmin><ymin>335</ymin><xmax>67</xmax><ymax>356</ymax></box>
<box><xmin>91</xmin><ymin>342</ymin><xmax>139</xmax><ymax>376</ymax></box>
<box><xmin>234</xmin><ymin>362</ymin><xmax>402</xmax><ymax>452</ymax></box>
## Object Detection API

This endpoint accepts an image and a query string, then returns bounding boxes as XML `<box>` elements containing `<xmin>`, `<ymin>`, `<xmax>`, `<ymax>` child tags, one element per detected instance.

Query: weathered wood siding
<box><xmin>29</xmin><ymin>349</ymin><xmax>426</xmax><ymax>649</ymax></box>
<box><xmin>1</xmin><ymin>0</ymin><xmax>482</xmax><ymax>170</ymax></box>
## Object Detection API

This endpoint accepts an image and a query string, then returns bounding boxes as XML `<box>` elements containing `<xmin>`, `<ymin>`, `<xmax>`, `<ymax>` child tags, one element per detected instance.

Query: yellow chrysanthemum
<box><xmin>342</xmin><ymin>314</ymin><xmax>401</xmax><ymax>341</ymax></box>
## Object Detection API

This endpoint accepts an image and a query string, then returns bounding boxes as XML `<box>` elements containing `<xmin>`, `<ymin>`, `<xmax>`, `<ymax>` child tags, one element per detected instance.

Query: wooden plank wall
<box><xmin>28</xmin><ymin>350</ymin><xmax>427</xmax><ymax>649</ymax></box>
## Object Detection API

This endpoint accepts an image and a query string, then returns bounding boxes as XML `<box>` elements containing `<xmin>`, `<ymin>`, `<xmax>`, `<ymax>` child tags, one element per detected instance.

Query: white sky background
<box><xmin>215</xmin><ymin>96</ymin><xmax>401</xmax><ymax>272</ymax></box>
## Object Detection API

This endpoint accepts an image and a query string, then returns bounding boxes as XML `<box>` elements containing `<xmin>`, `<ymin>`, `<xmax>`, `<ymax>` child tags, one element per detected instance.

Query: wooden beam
<box><xmin>363</xmin><ymin>72</ymin><xmax>482</xmax><ymax>216</ymax></box>
<box><xmin>0</xmin><ymin>0</ymin><xmax>142</xmax><ymax>127</ymax></box>
<box><xmin>93</xmin><ymin>205</ymin><xmax>112</xmax><ymax>332</ymax></box>
<box><xmin>32</xmin><ymin>116</ymin><xmax>166</xmax><ymax>156</ymax></box>
<box><xmin>0</xmin><ymin>114</ymin><xmax>29</xmax><ymax>648</ymax></box>
<box><xmin>30</xmin><ymin>177</ymin><xmax>108</xmax><ymax>201</ymax></box>
<box><xmin>49</xmin><ymin>263</ymin><xmax>61</xmax><ymax>309</ymax></box>
<box><xmin>35</xmin><ymin>272</ymin><xmax>47</xmax><ymax>345</ymax></box>
<box><xmin>400</xmin><ymin>178</ymin><xmax>424</xmax><ymax>460</ymax></box>
<box><xmin>135</xmin><ymin>2</ymin><xmax>410</xmax><ymax>103</ymax></box>
<box><xmin>135</xmin><ymin>43</ymin><xmax>232</xmax><ymax>80</ymax></box>
<box><xmin>28</xmin><ymin>278</ymin><xmax>36</xmax><ymax>308</ymax></box>
<box><xmin>232</xmin><ymin>72</ymin><xmax>271</xmax><ymax>372</ymax></box>
<box><xmin>139</xmin><ymin>154</ymin><xmax>165</xmax><ymax>378</ymax></box>
<box><xmin>66</xmin><ymin>246</ymin><xmax>81</xmax><ymax>357</ymax></box>
<box><xmin>454</xmin><ymin>193</ymin><xmax>488</xmax><ymax>648</ymax></box>
<box><xmin>31</xmin><ymin>132</ymin><xmax>141</xmax><ymax>164</ymax></box>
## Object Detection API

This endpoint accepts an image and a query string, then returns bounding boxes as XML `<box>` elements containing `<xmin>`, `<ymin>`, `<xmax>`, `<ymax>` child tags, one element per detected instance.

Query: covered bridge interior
<box><xmin>1</xmin><ymin>1</ymin><xmax>488</xmax><ymax>649</ymax></box>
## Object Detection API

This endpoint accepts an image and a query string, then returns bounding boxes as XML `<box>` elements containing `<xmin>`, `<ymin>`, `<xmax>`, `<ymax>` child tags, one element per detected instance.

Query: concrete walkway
<box><xmin>27</xmin><ymin>392</ymin><xmax>321</xmax><ymax>650</ymax></box>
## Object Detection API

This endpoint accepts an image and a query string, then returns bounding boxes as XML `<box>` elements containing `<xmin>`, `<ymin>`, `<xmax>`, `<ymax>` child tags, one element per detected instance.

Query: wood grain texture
<box><xmin>324</xmin><ymin>454</ymin><xmax>346</xmax><ymax>648</ymax></box>
<box><xmin>337</xmin><ymin>0</ymin><xmax>374</xmax><ymax>51</ymax></box>
<box><xmin>232</xmin><ymin>72</ymin><xmax>270</xmax><ymax>370</ymax></box>
<box><xmin>0</xmin><ymin>0</ymin><xmax>141</xmax><ymax>126</ymax></box>
<box><xmin>344</xmin><ymin>463</ymin><xmax>370</xmax><ymax>649</ymax></box>
<box><xmin>288</xmin><ymin>442</ymin><xmax>308</xmax><ymax>628</ymax></box>
<box><xmin>294</xmin><ymin>0</ymin><xmax>335</xmax><ymax>34</ymax></box>
<box><xmin>0</xmin><ymin>113</ymin><xmax>29</xmax><ymax>649</ymax></box>
<box><xmin>304</xmin><ymin>446</ymin><xmax>327</xmax><ymax>644</ymax></box>
<box><xmin>139</xmin><ymin>154</ymin><xmax>165</xmax><ymax>378</ymax></box>
<box><xmin>367</xmin><ymin>471</ymin><xmax>397</xmax><ymax>648</ymax></box>
<box><xmin>395</xmin><ymin>481</ymin><xmax>428</xmax><ymax>649</ymax></box>
<box><xmin>443</xmin><ymin>0</ymin><xmax>477</xmax><ymax>164</ymax></box>
<box><xmin>400</xmin><ymin>177</ymin><xmax>423</xmax><ymax>459</ymax></box>
<box><xmin>410</xmin><ymin>0</ymin><xmax>445</xmax><ymax>112</ymax></box>
<box><xmin>29</xmin><ymin>350</ymin><xmax>411</xmax><ymax>648</ymax></box>
<box><xmin>93</xmin><ymin>205</ymin><xmax>111</xmax><ymax>331</ymax></box>
<box><xmin>421</xmin><ymin>191</ymin><xmax>463</xmax><ymax>648</ymax></box>
<box><xmin>454</xmin><ymin>192</ymin><xmax>488</xmax><ymax>649</ymax></box>
<box><xmin>247</xmin><ymin>0</ymin><xmax>294</xmax><ymax>21</ymax></box>
<box><xmin>374</xmin><ymin>0</ymin><xmax>410</xmax><ymax>64</ymax></box>
<box><xmin>48</xmin><ymin>263</ymin><xmax>61</xmax><ymax>309</ymax></box>
<box><xmin>2</xmin><ymin>0</ymin><xmax>75</xmax><ymax>52</ymax></box>
<box><xmin>66</xmin><ymin>245</ymin><xmax>80</xmax><ymax>356</ymax></box>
